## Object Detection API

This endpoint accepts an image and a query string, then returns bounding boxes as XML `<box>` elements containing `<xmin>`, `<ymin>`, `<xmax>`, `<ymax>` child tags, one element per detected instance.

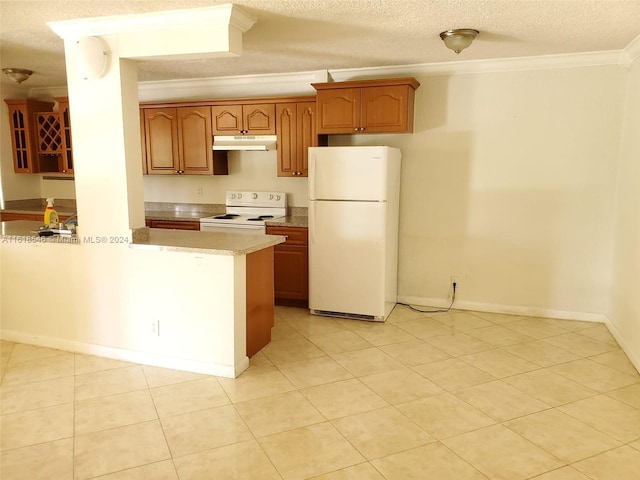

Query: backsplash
<box><xmin>3</xmin><ymin>198</ymin><xmax>307</xmax><ymax>217</ymax></box>
<box><xmin>145</xmin><ymin>201</ymin><xmax>308</xmax><ymax>216</ymax></box>
<box><xmin>144</xmin><ymin>202</ymin><xmax>225</xmax><ymax>215</ymax></box>
<box><xmin>4</xmin><ymin>198</ymin><xmax>77</xmax><ymax>210</ymax></box>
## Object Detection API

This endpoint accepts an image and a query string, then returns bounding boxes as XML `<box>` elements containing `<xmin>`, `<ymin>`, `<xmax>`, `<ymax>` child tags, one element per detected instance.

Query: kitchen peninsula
<box><xmin>0</xmin><ymin>220</ymin><xmax>285</xmax><ymax>378</ymax></box>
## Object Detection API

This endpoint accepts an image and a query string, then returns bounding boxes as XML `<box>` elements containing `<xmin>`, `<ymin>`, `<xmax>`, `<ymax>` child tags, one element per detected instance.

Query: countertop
<box><xmin>132</xmin><ymin>229</ymin><xmax>286</xmax><ymax>256</ymax></box>
<box><xmin>0</xmin><ymin>221</ymin><xmax>80</xmax><ymax>244</ymax></box>
<box><xmin>265</xmin><ymin>216</ymin><xmax>308</xmax><ymax>228</ymax></box>
<box><xmin>4</xmin><ymin>209</ymin><xmax>308</xmax><ymax>228</ymax></box>
<box><xmin>1</xmin><ymin>220</ymin><xmax>285</xmax><ymax>255</ymax></box>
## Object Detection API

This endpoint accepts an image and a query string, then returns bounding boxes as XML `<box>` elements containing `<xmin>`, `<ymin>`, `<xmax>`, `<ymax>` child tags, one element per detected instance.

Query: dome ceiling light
<box><xmin>2</xmin><ymin>68</ymin><xmax>33</xmax><ymax>84</ymax></box>
<box><xmin>439</xmin><ymin>29</ymin><xmax>480</xmax><ymax>54</ymax></box>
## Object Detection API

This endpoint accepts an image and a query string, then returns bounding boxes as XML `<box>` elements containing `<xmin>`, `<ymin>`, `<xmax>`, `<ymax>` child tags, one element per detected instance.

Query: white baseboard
<box><xmin>398</xmin><ymin>295</ymin><xmax>639</xmax><ymax>374</ymax></box>
<box><xmin>604</xmin><ymin>320</ymin><xmax>640</xmax><ymax>374</ymax></box>
<box><xmin>397</xmin><ymin>296</ymin><xmax>607</xmax><ymax>323</ymax></box>
<box><xmin>0</xmin><ymin>329</ymin><xmax>248</xmax><ymax>379</ymax></box>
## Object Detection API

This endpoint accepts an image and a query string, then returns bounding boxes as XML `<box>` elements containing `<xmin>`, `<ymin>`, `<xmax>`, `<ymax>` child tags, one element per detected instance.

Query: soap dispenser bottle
<box><xmin>44</xmin><ymin>198</ymin><xmax>59</xmax><ymax>227</ymax></box>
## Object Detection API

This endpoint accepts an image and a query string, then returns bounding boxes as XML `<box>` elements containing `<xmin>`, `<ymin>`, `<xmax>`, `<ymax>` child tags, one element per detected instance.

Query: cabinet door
<box><xmin>296</xmin><ymin>101</ymin><xmax>318</xmax><ymax>177</ymax></box>
<box><xmin>35</xmin><ymin>113</ymin><xmax>63</xmax><ymax>154</ymax></box>
<box><xmin>5</xmin><ymin>99</ymin><xmax>54</xmax><ymax>173</ymax></box>
<box><xmin>144</xmin><ymin>108</ymin><xmax>179</xmax><ymax>174</ymax></box>
<box><xmin>276</xmin><ymin>104</ymin><xmax>297</xmax><ymax>177</ymax></box>
<box><xmin>56</xmin><ymin>99</ymin><xmax>74</xmax><ymax>174</ymax></box>
<box><xmin>140</xmin><ymin>110</ymin><xmax>147</xmax><ymax>174</ymax></box>
<box><xmin>267</xmin><ymin>226</ymin><xmax>309</xmax><ymax>304</ymax></box>
<box><xmin>315</xmin><ymin>88</ymin><xmax>361</xmax><ymax>134</ymax></box>
<box><xmin>361</xmin><ymin>84</ymin><xmax>412</xmax><ymax>133</ymax></box>
<box><xmin>211</xmin><ymin>105</ymin><xmax>243</xmax><ymax>134</ymax></box>
<box><xmin>177</xmin><ymin>106</ymin><xmax>213</xmax><ymax>175</ymax></box>
<box><xmin>273</xmin><ymin>246</ymin><xmax>309</xmax><ymax>302</ymax></box>
<box><xmin>243</xmin><ymin>103</ymin><xmax>275</xmax><ymax>135</ymax></box>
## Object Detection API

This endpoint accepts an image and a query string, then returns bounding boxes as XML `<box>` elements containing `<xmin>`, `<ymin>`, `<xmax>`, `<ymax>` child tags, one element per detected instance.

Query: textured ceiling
<box><xmin>1</xmin><ymin>0</ymin><xmax>640</xmax><ymax>88</ymax></box>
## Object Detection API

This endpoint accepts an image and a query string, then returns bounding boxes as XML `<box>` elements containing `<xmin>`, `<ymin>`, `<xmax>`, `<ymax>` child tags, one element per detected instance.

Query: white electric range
<box><xmin>199</xmin><ymin>191</ymin><xmax>287</xmax><ymax>234</ymax></box>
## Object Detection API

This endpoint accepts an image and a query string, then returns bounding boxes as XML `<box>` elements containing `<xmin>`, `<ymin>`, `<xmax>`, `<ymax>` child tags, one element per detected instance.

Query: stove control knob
<box><xmin>276</xmin><ymin>195</ymin><xmax>281</xmax><ymax>201</ymax></box>
<box><xmin>230</xmin><ymin>193</ymin><xmax>236</xmax><ymax>199</ymax></box>
<box><xmin>252</xmin><ymin>193</ymin><xmax>258</xmax><ymax>199</ymax></box>
<box><xmin>269</xmin><ymin>194</ymin><xmax>274</xmax><ymax>200</ymax></box>
<box><xmin>237</xmin><ymin>193</ymin><xmax>242</xmax><ymax>199</ymax></box>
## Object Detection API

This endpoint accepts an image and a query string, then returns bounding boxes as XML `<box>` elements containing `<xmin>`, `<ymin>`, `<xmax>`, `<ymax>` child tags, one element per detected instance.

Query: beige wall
<box><xmin>142</xmin><ymin>151</ymin><xmax>309</xmax><ymax>207</ymax></box>
<box><xmin>330</xmin><ymin>66</ymin><xmax>624</xmax><ymax>321</ymax></box>
<box><xmin>608</xmin><ymin>54</ymin><xmax>640</xmax><ymax>367</ymax></box>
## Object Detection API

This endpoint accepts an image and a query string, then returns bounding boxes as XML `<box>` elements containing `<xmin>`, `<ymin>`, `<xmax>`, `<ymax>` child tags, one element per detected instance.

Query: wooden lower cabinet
<box><xmin>146</xmin><ymin>220</ymin><xmax>200</xmax><ymax>230</ymax></box>
<box><xmin>246</xmin><ymin>247</ymin><xmax>275</xmax><ymax>357</ymax></box>
<box><xmin>1</xmin><ymin>212</ymin><xmax>71</xmax><ymax>222</ymax></box>
<box><xmin>266</xmin><ymin>226</ymin><xmax>308</xmax><ymax>307</ymax></box>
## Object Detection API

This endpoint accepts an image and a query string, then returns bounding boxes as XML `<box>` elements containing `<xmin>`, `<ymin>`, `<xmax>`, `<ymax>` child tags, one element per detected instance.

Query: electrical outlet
<box><xmin>151</xmin><ymin>320</ymin><xmax>160</xmax><ymax>336</ymax></box>
<box><xmin>196</xmin><ymin>186</ymin><xmax>203</xmax><ymax>197</ymax></box>
<box><xmin>449</xmin><ymin>275</ymin><xmax>460</xmax><ymax>301</ymax></box>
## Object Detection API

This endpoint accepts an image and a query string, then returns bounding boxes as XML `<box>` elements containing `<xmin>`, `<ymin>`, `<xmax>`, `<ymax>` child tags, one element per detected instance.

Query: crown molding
<box><xmin>137</xmin><ymin>70</ymin><xmax>329</xmax><ymax>102</ymax></box>
<box><xmin>622</xmin><ymin>33</ymin><xmax>640</xmax><ymax>63</ymax></box>
<box><xmin>328</xmin><ymin>50</ymin><xmax>624</xmax><ymax>82</ymax></box>
<box><xmin>29</xmin><ymin>48</ymin><xmax>633</xmax><ymax>101</ymax></box>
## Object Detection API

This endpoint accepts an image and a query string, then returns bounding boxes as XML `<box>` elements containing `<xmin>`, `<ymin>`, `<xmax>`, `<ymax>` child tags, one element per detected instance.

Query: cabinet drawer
<box><xmin>150</xmin><ymin>220</ymin><xmax>200</xmax><ymax>230</ymax></box>
<box><xmin>266</xmin><ymin>226</ymin><xmax>308</xmax><ymax>245</ymax></box>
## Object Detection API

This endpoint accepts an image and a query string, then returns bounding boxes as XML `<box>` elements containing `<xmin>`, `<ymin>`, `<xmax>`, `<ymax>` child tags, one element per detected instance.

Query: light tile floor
<box><xmin>1</xmin><ymin>305</ymin><xmax>640</xmax><ymax>479</ymax></box>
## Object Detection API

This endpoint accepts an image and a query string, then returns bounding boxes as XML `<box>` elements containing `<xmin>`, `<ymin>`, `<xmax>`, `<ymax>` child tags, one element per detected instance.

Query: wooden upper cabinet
<box><xmin>276</xmin><ymin>104</ymin><xmax>297</xmax><ymax>176</ymax></box>
<box><xmin>211</xmin><ymin>103</ymin><xmax>275</xmax><ymax>135</ymax></box>
<box><xmin>54</xmin><ymin>97</ymin><xmax>74</xmax><ymax>174</ymax></box>
<box><xmin>5</xmin><ymin>98</ymin><xmax>54</xmax><ymax>173</ymax></box>
<box><xmin>35</xmin><ymin>113</ymin><xmax>63</xmax><ymax>155</ymax></box>
<box><xmin>276</xmin><ymin>101</ymin><xmax>323</xmax><ymax>177</ymax></box>
<box><xmin>142</xmin><ymin>106</ymin><xmax>227</xmax><ymax>175</ymax></box>
<box><xmin>314</xmin><ymin>88</ymin><xmax>360</xmax><ymax>134</ymax></box>
<box><xmin>144</xmin><ymin>108</ymin><xmax>179</xmax><ymax>174</ymax></box>
<box><xmin>177</xmin><ymin>106</ymin><xmax>214</xmax><ymax>174</ymax></box>
<box><xmin>32</xmin><ymin>97</ymin><xmax>74</xmax><ymax>174</ymax></box>
<box><xmin>312</xmin><ymin>77</ymin><xmax>420</xmax><ymax>134</ymax></box>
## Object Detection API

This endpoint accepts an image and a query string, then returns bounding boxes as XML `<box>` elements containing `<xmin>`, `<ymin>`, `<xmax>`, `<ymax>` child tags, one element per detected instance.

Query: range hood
<box><xmin>212</xmin><ymin>135</ymin><xmax>277</xmax><ymax>151</ymax></box>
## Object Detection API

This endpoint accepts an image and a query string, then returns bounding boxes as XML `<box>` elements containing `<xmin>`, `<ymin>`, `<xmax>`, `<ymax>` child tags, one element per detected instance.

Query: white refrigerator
<box><xmin>308</xmin><ymin>146</ymin><xmax>401</xmax><ymax>322</ymax></box>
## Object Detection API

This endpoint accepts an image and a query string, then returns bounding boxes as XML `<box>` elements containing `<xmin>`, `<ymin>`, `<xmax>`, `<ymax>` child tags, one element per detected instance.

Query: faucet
<box><xmin>64</xmin><ymin>213</ymin><xmax>78</xmax><ymax>230</ymax></box>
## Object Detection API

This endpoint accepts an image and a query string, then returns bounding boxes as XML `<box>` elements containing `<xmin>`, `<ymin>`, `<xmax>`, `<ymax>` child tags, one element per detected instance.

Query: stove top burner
<box><xmin>247</xmin><ymin>215</ymin><xmax>274</xmax><ymax>221</ymax></box>
<box><xmin>214</xmin><ymin>214</ymin><xmax>240</xmax><ymax>220</ymax></box>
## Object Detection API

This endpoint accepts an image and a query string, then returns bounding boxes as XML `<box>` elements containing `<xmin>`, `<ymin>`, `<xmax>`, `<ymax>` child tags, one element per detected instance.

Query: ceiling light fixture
<box><xmin>2</xmin><ymin>68</ymin><xmax>33</xmax><ymax>84</ymax></box>
<box><xmin>439</xmin><ymin>29</ymin><xmax>479</xmax><ymax>54</ymax></box>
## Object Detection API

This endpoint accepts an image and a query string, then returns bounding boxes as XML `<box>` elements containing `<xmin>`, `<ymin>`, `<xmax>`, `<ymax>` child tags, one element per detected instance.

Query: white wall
<box><xmin>608</xmin><ymin>54</ymin><xmax>640</xmax><ymax>367</ymax></box>
<box><xmin>0</xmin><ymin>241</ymin><xmax>248</xmax><ymax>377</ymax></box>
